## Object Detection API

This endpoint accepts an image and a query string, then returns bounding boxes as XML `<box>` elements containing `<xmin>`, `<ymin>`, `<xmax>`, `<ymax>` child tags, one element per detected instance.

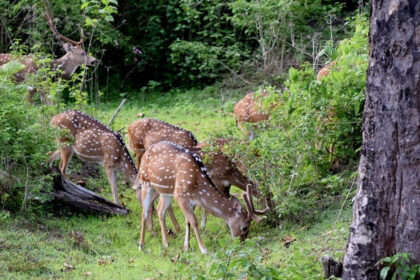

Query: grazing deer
<box><xmin>0</xmin><ymin>1</ymin><xmax>97</xmax><ymax>104</ymax></box>
<box><xmin>48</xmin><ymin>110</ymin><xmax>137</xmax><ymax>205</ymax></box>
<box><xmin>194</xmin><ymin>140</ymin><xmax>260</xmax><ymax>228</ymax></box>
<box><xmin>128</xmin><ymin>119</ymin><xmax>260</xmax><ymax>228</ymax></box>
<box><xmin>317</xmin><ymin>61</ymin><xmax>336</xmax><ymax>81</ymax></box>
<box><xmin>234</xmin><ymin>90</ymin><xmax>271</xmax><ymax>141</ymax></box>
<box><xmin>128</xmin><ymin>118</ymin><xmax>198</xmax><ymax>169</ymax></box>
<box><xmin>135</xmin><ymin>141</ymin><xmax>268</xmax><ymax>254</ymax></box>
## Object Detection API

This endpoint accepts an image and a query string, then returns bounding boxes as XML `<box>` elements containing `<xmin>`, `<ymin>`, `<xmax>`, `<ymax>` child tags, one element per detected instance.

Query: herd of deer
<box><xmin>1</xmin><ymin>2</ymin><xmax>335</xmax><ymax>254</ymax></box>
<box><xmin>48</xmin><ymin>110</ymin><xmax>268</xmax><ymax>254</ymax></box>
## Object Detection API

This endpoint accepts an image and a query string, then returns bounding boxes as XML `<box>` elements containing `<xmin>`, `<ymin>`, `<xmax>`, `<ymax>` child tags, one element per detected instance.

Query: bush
<box><xmin>0</xmin><ymin>55</ymin><xmax>63</xmax><ymax>212</ymax></box>
<box><xmin>226</xmin><ymin>14</ymin><xmax>368</xmax><ymax>223</ymax></box>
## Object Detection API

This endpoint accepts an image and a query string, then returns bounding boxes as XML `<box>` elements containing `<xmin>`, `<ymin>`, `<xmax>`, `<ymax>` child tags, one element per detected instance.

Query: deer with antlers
<box><xmin>194</xmin><ymin>140</ymin><xmax>260</xmax><ymax>228</ymax></box>
<box><xmin>48</xmin><ymin>110</ymin><xmax>137</xmax><ymax>205</ymax></box>
<box><xmin>128</xmin><ymin>119</ymin><xmax>260</xmax><ymax>228</ymax></box>
<box><xmin>0</xmin><ymin>1</ymin><xmax>96</xmax><ymax>104</ymax></box>
<box><xmin>135</xmin><ymin>141</ymin><xmax>268</xmax><ymax>254</ymax></box>
<box><xmin>234</xmin><ymin>90</ymin><xmax>271</xmax><ymax>141</ymax></box>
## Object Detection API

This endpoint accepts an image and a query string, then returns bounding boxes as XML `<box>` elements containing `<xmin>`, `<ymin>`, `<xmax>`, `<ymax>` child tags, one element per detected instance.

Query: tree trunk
<box><xmin>52</xmin><ymin>173</ymin><xmax>130</xmax><ymax>215</ymax></box>
<box><xmin>342</xmin><ymin>1</ymin><xmax>420</xmax><ymax>279</ymax></box>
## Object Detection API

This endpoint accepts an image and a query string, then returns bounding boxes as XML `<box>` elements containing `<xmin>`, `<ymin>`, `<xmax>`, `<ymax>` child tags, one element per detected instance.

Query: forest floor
<box><xmin>0</xmin><ymin>87</ymin><xmax>352</xmax><ymax>279</ymax></box>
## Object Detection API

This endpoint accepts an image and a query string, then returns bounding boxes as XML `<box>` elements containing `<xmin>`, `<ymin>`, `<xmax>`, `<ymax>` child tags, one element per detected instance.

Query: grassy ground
<box><xmin>0</xmin><ymin>86</ymin><xmax>352</xmax><ymax>279</ymax></box>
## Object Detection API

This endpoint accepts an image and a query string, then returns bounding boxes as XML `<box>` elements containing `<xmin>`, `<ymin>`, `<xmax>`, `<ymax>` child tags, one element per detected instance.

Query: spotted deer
<box><xmin>128</xmin><ymin>119</ymin><xmax>260</xmax><ymax>228</ymax></box>
<box><xmin>127</xmin><ymin>118</ymin><xmax>198</xmax><ymax>169</ymax></box>
<box><xmin>135</xmin><ymin>141</ymin><xmax>268</xmax><ymax>254</ymax></box>
<box><xmin>194</xmin><ymin>140</ymin><xmax>260</xmax><ymax>228</ymax></box>
<box><xmin>48</xmin><ymin>110</ymin><xmax>137</xmax><ymax>205</ymax></box>
<box><xmin>234</xmin><ymin>90</ymin><xmax>271</xmax><ymax>140</ymax></box>
<box><xmin>0</xmin><ymin>0</ymin><xmax>97</xmax><ymax>104</ymax></box>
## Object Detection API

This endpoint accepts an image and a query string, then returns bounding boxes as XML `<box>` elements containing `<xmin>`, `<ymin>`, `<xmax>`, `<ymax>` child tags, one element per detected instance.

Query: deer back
<box><xmin>128</xmin><ymin>118</ymin><xmax>197</xmax><ymax>153</ymax></box>
<box><xmin>51</xmin><ymin>110</ymin><xmax>137</xmax><ymax>181</ymax></box>
<box><xmin>317</xmin><ymin>61</ymin><xmax>336</xmax><ymax>81</ymax></box>
<box><xmin>0</xmin><ymin>54</ymin><xmax>39</xmax><ymax>82</ymax></box>
<box><xmin>192</xmin><ymin>142</ymin><xmax>258</xmax><ymax>197</ymax></box>
<box><xmin>234</xmin><ymin>90</ymin><xmax>271</xmax><ymax>124</ymax></box>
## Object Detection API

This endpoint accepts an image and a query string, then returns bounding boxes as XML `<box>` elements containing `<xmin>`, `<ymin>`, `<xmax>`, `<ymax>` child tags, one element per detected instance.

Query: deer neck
<box><xmin>121</xmin><ymin>157</ymin><xmax>138</xmax><ymax>185</ymax></box>
<box><xmin>196</xmin><ymin>176</ymin><xmax>235</xmax><ymax>221</ymax></box>
<box><xmin>53</xmin><ymin>56</ymin><xmax>79</xmax><ymax>79</ymax></box>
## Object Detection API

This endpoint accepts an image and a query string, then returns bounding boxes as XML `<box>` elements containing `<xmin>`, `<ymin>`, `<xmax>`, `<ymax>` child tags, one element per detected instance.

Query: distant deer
<box><xmin>128</xmin><ymin>119</ymin><xmax>259</xmax><ymax>229</ymax></box>
<box><xmin>317</xmin><ymin>61</ymin><xmax>336</xmax><ymax>81</ymax></box>
<box><xmin>48</xmin><ymin>110</ymin><xmax>137</xmax><ymax>205</ymax></box>
<box><xmin>234</xmin><ymin>90</ymin><xmax>271</xmax><ymax>140</ymax></box>
<box><xmin>316</xmin><ymin>61</ymin><xmax>341</xmax><ymax>171</ymax></box>
<box><xmin>135</xmin><ymin>141</ymin><xmax>268</xmax><ymax>254</ymax></box>
<box><xmin>0</xmin><ymin>1</ymin><xmax>97</xmax><ymax>104</ymax></box>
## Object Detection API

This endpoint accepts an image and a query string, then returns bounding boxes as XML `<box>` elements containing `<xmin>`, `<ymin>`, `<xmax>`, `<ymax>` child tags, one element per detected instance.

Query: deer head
<box><xmin>44</xmin><ymin>0</ymin><xmax>97</xmax><ymax>78</ymax></box>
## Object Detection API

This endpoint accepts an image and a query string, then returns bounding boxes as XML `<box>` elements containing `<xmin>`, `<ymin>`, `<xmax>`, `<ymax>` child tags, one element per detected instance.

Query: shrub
<box><xmin>0</xmin><ymin>52</ymin><xmax>66</xmax><ymax>212</ymax></box>
<box><xmin>226</xmin><ymin>14</ymin><xmax>368</xmax><ymax>223</ymax></box>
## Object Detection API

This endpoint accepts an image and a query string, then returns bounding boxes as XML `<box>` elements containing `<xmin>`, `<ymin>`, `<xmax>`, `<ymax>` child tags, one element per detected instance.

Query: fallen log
<box><xmin>52</xmin><ymin>172</ymin><xmax>130</xmax><ymax>215</ymax></box>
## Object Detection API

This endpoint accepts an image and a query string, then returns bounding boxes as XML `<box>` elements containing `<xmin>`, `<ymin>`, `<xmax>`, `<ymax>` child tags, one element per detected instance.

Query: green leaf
<box><xmin>0</xmin><ymin>60</ymin><xmax>25</xmax><ymax>75</ymax></box>
<box><xmin>380</xmin><ymin>266</ymin><xmax>390</xmax><ymax>280</ymax></box>
<box><xmin>81</xmin><ymin>2</ymin><xmax>89</xmax><ymax>9</ymax></box>
<box><xmin>104</xmin><ymin>15</ymin><xmax>114</xmax><ymax>22</ymax></box>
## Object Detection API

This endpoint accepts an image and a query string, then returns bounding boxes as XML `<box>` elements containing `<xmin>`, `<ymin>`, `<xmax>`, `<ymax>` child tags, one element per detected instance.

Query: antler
<box><xmin>242</xmin><ymin>184</ymin><xmax>270</xmax><ymax>222</ymax></box>
<box><xmin>43</xmin><ymin>0</ymin><xmax>83</xmax><ymax>46</ymax></box>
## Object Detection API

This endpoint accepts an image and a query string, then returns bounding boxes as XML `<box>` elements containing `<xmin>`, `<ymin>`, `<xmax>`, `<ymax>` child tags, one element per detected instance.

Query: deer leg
<box><xmin>139</xmin><ymin>185</ymin><xmax>155</xmax><ymax>250</ymax></box>
<box><xmin>167</xmin><ymin>205</ymin><xmax>181</xmax><ymax>232</ymax></box>
<box><xmin>39</xmin><ymin>90</ymin><xmax>51</xmax><ymax>105</ymax></box>
<box><xmin>59</xmin><ymin>147</ymin><xmax>73</xmax><ymax>177</ymax></box>
<box><xmin>178</xmin><ymin>201</ymin><xmax>207</xmax><ymax>254</ymax></box>
<box><xmin>48</xmin><ymin>150</ymin><xmax>61</xmax><ymax>167</ymax></box>
<box><xmin>201</xmin><ymin>210</ymin><xmax>207</xmax><ymax>229</ymax></box>
<box><xmin>183</xmin><ymin>219</ymin><xmax>191</xmax><ymax>252</ymax></box>
<box><xmin>157</xmin><ymin>195</ymin><xmax>173</xmax><ymax>247</ymax></box>
<box><xmin>26</xmin><ymin>88</ymin><xmax>36</xmax><ymax>104</ymax></box>
<box><xmin>135</xmin><ymin>149</ymin><xmax>145</xmax><ymax>170</ymax></box>
<box><xmin>104</xmin><ymin>167</ymin><xmax>119</xmax><ymax>205</ymax></box>
<box><xmin>147</xmin><ymin>192</ymin><xmax>161</xmax><ymax>234</ymax></box>
<box><xmin>249</xmin><ymin>129</ymin><xmax>255</xmax><ymax>141</ymax></box>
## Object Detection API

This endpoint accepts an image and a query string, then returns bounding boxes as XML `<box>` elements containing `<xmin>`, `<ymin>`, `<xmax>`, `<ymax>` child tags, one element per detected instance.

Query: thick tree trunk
<box><xmin>342</xmin><ymin>1</ymin><xmax>420</xmax><ymax>279</ymax></box>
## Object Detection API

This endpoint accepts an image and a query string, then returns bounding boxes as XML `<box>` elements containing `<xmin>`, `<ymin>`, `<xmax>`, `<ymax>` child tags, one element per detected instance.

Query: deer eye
<box><xmin>241</xmin><ymin>226</ymin><xmax>248</xmax><ymax>232</ymax></box>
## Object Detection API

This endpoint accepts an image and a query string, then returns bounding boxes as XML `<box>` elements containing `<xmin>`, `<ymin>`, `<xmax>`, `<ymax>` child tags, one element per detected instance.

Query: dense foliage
<box><xmin>0</xmin><ymin>0</ymin><xmax>360</xmax><ymax>95</ymax></box>
<box><xmin>0</xmin><ymin>57</ymin><xmax>56</xmax><ymax>211</ymax></box>
<box><xmin>0</xmin><ymin>2</ymin><xmax>370</xmax><ymax>278</ymax></box>
<box><xmin>224</xmin><ymin>14</ymin><xmax>369</xmax><ymax>222</ymax></box>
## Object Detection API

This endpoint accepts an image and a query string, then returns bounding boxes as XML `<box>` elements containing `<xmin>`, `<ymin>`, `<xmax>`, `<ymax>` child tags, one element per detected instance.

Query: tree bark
<box><xmin>52</xmin><ymin>173</ymin><xmax>130</xmax><ymax>215</ymax></box>
<box><xmin>342</xmin><ymin>1</ymin><xmax>420</xmax><ymax>279</ymax></box>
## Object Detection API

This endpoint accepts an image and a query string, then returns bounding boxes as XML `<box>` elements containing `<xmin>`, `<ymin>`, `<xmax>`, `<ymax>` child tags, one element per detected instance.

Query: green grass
<box><xmin>0</xmin><ymin>198</ymin><xmax>351</xmax><ymax>279</ymax></box>
<box><xmin>1</xmin><ymin>85</ymin><xmax>352</xmax><ymax>279</ymax></box>
<box><xmin>92</xmin><ymin>86</ymin><xmax>245</xmax><ymax>141</ymax></box>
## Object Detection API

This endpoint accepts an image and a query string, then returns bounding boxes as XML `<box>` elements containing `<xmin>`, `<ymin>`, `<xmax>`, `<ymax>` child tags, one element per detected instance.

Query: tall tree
<box><xmin>342</xmin><ymin>1</ymin><xmax>420</xmax><ymax>279</ymax></box>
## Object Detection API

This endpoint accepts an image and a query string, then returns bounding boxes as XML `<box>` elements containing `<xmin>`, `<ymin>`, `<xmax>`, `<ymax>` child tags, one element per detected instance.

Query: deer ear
<box><xmin>63</xmin><ymin>43</ymin><xmax>74</xmax><ymax>52</ymax></box>
<box><xmin>231</xmin><ymin>196</ymin><xmax>242</xmax><ymax>211</ymax></box>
